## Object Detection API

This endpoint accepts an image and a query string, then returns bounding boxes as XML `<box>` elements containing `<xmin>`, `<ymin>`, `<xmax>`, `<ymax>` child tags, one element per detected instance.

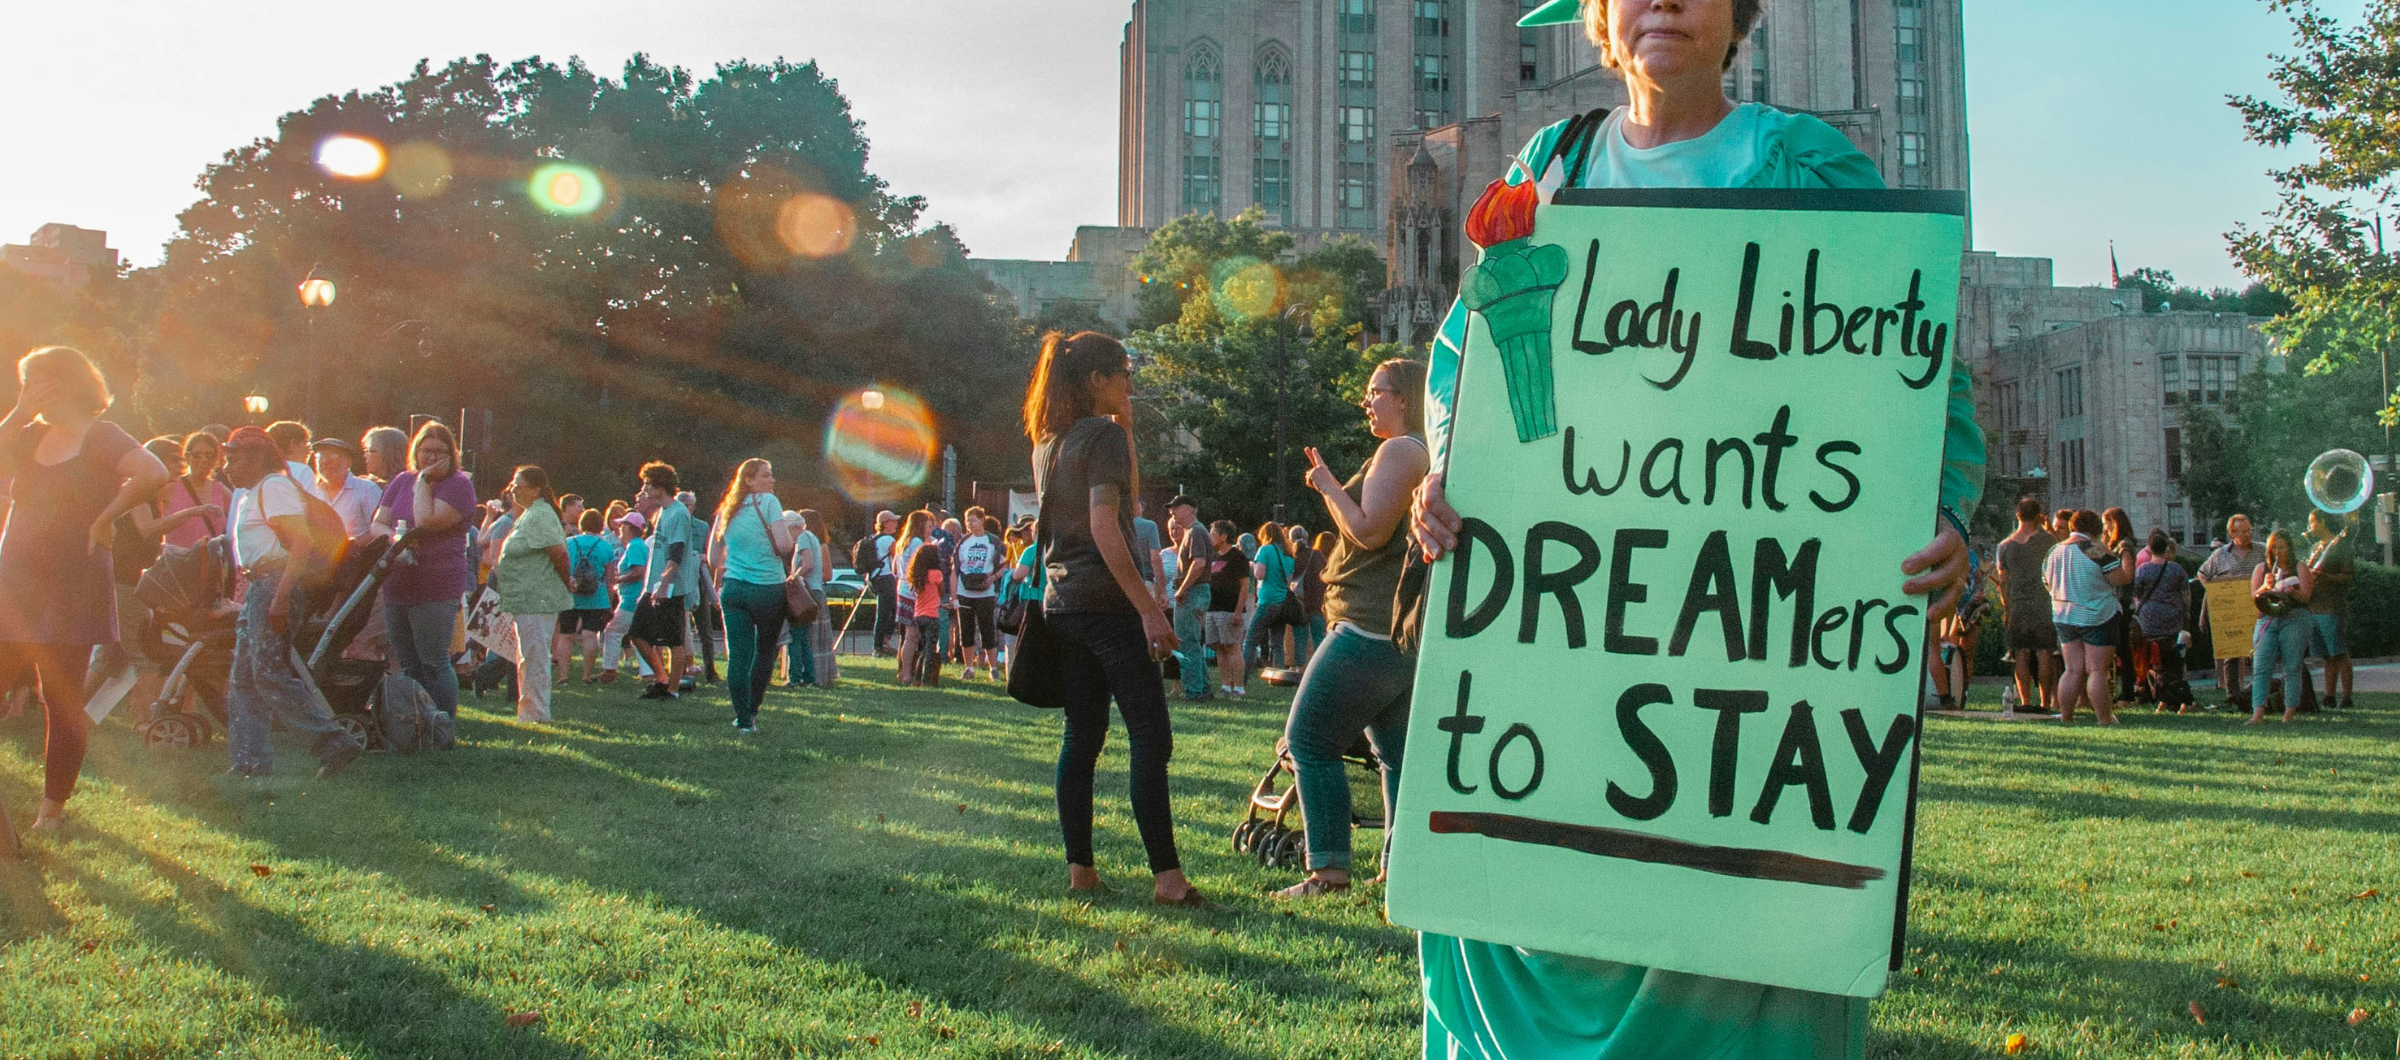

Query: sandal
<box><xmin>1276</xmin><ymin>876</ymin><xmax>1352</xmax><ymax>899</ymax></box>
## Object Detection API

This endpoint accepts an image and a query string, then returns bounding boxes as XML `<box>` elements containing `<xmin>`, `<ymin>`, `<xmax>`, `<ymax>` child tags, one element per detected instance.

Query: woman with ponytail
<box><xmin>1022</xmin><ymin>330</ymin><xmax>1207</xmax><ymax>907</ymax></box>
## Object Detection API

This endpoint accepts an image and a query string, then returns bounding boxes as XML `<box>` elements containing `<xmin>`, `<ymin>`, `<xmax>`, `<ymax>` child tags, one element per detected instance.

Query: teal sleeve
<box><xmin>1940</xmin><ymin>360</ymin><xmax>1987</xmax><ymax>520</ymax></box>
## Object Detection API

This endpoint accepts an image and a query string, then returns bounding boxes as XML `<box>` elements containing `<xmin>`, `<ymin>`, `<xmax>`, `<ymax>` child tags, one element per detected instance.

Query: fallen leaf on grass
<box><xmin>2241</xmin><ymin>871</ymin><xmax>2258</xmax><ymax>878</ymax></box>
<box><xmin>907</xmin><ymin>1001</ymin><xmax>923</xmax><ymax>1020</ymax></box>
<box><xmin>2190</xmin><ymin>1002</ymin><xmax>2207</xmax><ymax>1025</ymax></box>
<box><xmin>2353</xmin><ymin>888</ymin><xmax>2381</xmax><ymax>900</ymax></box>
<box><xmin>77</xmin><ymin>939</ymin><xmax>96</xmax><ymax>953</ymax></box>
<box><xmin>2216</xmin><ymin>977</ymin><xmax>2239</xmax><ymax>989</ymax></box>
<box><xmin>2306</xmin><ymin>937</ymin><xmax>2326</xmax><ymax>954</ymax></box>
<box><xmin>2004</xmin><ymin>1031</ymin><xmax>2030</xmax><ymax>1054</ymax></box>
<box><xmin>250</xmin><ymin>864</ymin><xmax>273</xmax><ymax>877</ymax></box>
<box><xmin>865</xmin><ymin>1035</ymin><xmax>880</xmax><ymax>1046</ymax></box>
<box><xmin>954</xmin><ymin>803</ymin><xmax>967</xmax><ymax>814</ymax></box>
<box><xmin>2348</xmin><ymin>1008</ymin><xmax>2370</xmax><ymax>1026</ymax></box>
<box><xmin>936</xmin><ymin>1026</ymin><xmax>956</xmax><ymax>1040</ymax></box>
<box><xmin>504</xmin><ymin>1011</ymin><xmax>541</xmax><ymax>1029</ymax></box>
<box><xmin>479</xmin><ymin>904</ymin><xmax>496</xmax><ymax>913</ymax></box>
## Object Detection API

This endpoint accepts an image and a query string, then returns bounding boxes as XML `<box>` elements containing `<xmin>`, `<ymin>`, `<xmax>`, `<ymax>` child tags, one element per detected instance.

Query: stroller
<box><xmin>133</xmin><ymin>532</ymin><xmax>401</xmax><ymax>750</ymax></box>
<box><xmin>1230</xmin><ymin>735</ymin><xmax>1387</xmax><ymax>870</ymax></box>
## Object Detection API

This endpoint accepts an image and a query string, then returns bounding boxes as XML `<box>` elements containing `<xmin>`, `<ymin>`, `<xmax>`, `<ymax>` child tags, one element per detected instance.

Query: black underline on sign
<box><xmin>1425</xmin><ymin>811</ymin><xmax>1887</xmax><ymax>890</ymax></box>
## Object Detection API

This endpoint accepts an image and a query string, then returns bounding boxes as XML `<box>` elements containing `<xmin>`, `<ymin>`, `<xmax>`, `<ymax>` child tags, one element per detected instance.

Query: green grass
<box><xmin>1</xmin><ymin>662</ymin><xmax>2395</xmax><ymax>1059</ymax></box>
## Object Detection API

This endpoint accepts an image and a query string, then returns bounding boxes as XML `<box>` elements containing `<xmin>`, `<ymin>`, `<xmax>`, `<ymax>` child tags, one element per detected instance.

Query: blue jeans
<box><xmin>721</xmin><ymin>578</ymin><xmax>787</xmax><ymax>727</ymax></box>
<box><xmin>1172</xmin><ymin>586</ymin><xmax>1212</xmax><ymax>699</ymax></box>
<box><xmin>228</xmin><ymin>572</ymin><xmax>358</xmax><ymax>775</ymax></box>
<box><xmin>1284</xmin><ymin>625</ymin><xmax>1413</xmax><ymax>871</ymax></box>
<box><xmin>1246</xmin><ymin>600</ymin><xmax>1291</xmax><ymax>669</ymax></box>
<box><xmin>386</xmin><ymin>598</ymin><xmax>461</xmax><ymax>716</ymax></box>
<box><xmin>1296</xmin><ymin>613</ymin><xmax>1328</xmax><ymax>663</ymax></box>
<box><xmin>2251</xmin><ymin>615</ymin><xmax>2308</xmax><ymax>711</ymax></box>
<box><xmin>1048</xmin><ymin>610</ymin><xmax>1182</xmax><ymax>873</ymax></box>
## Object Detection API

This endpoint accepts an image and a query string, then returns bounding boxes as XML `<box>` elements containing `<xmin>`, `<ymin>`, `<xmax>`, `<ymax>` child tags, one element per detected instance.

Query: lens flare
<box><xmin>2307</xmin><ymin>449</ymin><xmax>2375</xmax><ymax>515</ymax></box>
<box><xmin>387</xmin><ymin>141</ymin><xmax>453</xmax><ymax>198</ymax></box>
<box><xmin>825</xmin><ymin>387</ymin><xmax>936</xmax><ymax>504</ymax></box>
<box><xmin>1213</xmin><ymin>257</ymin><xmax>1285</xmax><ymax>321</ymax></box>
<box><xmin>777</xmin><ymin>194</ymin><xmax>856</xmax><ymax>259</ymax></box>
<box><xmin>529</xmin><ymin>163</ymin><xmax>607</xmax><ymax>216</ymax></box>
<box><xmin>316</xmin><ymin>135</ymin><xmax>387</xmax><ymax>180</ymax></box>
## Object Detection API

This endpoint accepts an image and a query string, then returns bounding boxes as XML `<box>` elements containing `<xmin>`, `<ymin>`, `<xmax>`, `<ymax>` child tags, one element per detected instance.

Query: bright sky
<box><xmin>0</xmin><ymin>0</ymin><xmax>2358</xmax><ymax>290</ymax></box>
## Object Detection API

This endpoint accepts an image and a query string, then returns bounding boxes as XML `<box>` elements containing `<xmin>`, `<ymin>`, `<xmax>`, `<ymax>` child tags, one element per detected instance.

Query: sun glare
<box><xmin>315</xmin><ymin>135</ymin><xmax>387</xmax><ymax>180</ymax></box>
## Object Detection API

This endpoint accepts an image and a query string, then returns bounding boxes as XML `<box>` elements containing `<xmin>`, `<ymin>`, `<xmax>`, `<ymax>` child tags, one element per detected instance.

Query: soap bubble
<box><xmin>825</xmin><ymin>387</ymin><xmax>936</xmax><ymax>504</ymax></box>
<box><xmin>2306</xmin><ymin>449</ymin><xmax>2374</xmax><ymax>515</ymax></box>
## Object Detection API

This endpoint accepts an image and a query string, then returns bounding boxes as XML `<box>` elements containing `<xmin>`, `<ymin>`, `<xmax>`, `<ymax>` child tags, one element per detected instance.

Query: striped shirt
<box><xmin>2043</xmin><ymin>534</ymin><xmax>2123</xmax><ymax>627</ymax></box>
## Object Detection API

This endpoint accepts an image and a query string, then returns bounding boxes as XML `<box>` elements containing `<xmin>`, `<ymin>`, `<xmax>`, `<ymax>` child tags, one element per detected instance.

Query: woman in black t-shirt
<box><xmin>1024</xmin><ymin>330</ymin><xmax>1207</xmax><ymax>908</ymax></box>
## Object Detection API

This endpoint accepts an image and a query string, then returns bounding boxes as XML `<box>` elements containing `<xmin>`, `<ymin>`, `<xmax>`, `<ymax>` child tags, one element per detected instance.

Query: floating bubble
<box><xmin>316</xmin><ymin>135</ymin><xmax>387</xmax><ymax>180</ymax></box>
<box><xmin>387</xmin><ymin>141</ymin><xmax>453</xmax><ymax>198</ymax></box>
<box><xmin>2306</xmin><ymin>448</ymin><xmax>2375</xmax><ymax>515</ymax></box>
<box><xmin>825</xmin><ymin>387</ymin><xmax>936</xmax><ymax>504</ymax></box>
<box><xmin>529</xmin><ymin>163</ymin><xmax>607</xmax><ymax>216</ymax></box>
<box><xmin>778</xmin><ymin>195</ymin><xmax>856</xmax><ymax>259</ymax></box>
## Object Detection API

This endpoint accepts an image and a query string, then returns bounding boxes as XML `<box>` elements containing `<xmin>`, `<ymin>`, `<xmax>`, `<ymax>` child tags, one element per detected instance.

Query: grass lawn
<box><xmin>1</xmin><ymin>660</ymin><xmax>2395</xmax><ymax>1059</ymax></box>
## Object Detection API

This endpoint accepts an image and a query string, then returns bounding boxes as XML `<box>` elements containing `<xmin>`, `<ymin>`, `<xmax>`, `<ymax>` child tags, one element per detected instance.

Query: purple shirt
<box><xmin>379</xmin><ymin>470</ymin><xmax>479</xmax><ymax>606</ymax></box>
<box><xmin>0</xmin><ymin>421</ymin><xmax>139</xmax><ymax>644</ymax></box>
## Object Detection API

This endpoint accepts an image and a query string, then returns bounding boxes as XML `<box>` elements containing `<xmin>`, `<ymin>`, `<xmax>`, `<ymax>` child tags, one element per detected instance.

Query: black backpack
<box><xmin>850</xmin><ymin>536</ymin><xmax>876</xmax><ymax>578</ymax></box>
<box><xmin>567</xmin><ymin>537</ymin><xmax>603</xmax><ymax>598</ymax></box>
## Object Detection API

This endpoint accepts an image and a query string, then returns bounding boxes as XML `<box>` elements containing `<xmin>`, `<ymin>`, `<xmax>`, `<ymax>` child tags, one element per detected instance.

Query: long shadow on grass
<box><xmin>59</xmin><ymin>826</ymin><xmax>593</xmax><ymax>1059</ymax></box>
<box><xmin>167</xmin><ymin>685</ymin><xmax>1405</xmax><ymax>1058</ymax></box>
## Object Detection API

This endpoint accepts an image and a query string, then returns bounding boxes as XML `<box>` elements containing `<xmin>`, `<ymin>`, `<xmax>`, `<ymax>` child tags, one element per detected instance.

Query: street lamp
<box><xmin>861</xmin><ymin>388</ymin><xmax>887</xmax><ymax>412</ymax></box>
<box><xmin>297</xmin><ymin>270</ymin><xmax>337</xmax><ymax>427</ymax></box>
<box><xmin>243</xmin><ymin>393</ymin><xmax>271</xmax><ymax>419</ymax></box>
<box><xmin>1275</xmin><ymin>305</ymin><xmax>1316</xmax><ymax>524</ymax></box>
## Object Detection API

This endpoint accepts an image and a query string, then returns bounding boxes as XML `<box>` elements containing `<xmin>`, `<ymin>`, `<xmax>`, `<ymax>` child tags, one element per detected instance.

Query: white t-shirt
<box><xmin>234</xmin><ymin>473</ymin><xmax>307</xmax><ymax>571</ymax></box>
<box><xmin>318</xmin><ymin>473</ymin><xmax>380</xmax><ymax>538</ymax></box>
<box><xmin>287</xmin><ymin>459</ymin><xmax>326</xmax><ymax>500</ymax></box>
<box><xmin>955</xmin><ymin>534</ymin><xmax>1000</xmax><ymax>599</ymax></box>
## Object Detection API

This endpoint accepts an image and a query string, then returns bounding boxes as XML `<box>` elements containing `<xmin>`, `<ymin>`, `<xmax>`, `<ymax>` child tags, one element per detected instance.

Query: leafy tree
<box><xmin>1126</xmin><ymin>209</ymin><xmax>1398</xmax><ymax>528</ymax></box>
<box><xmin>2228</xmin><ymin>0</ymin><xmax>2400</xmax><ymax>425</ymax></box>
<box><xmin>2178</xmin><ymin>354</ymin><xmax>2392</xmax><ymax>533</ymax></box>
<box><xmin>121</xmin><ymin>54</ymin><xmax>1028</xmax><ymax>524</ymax></box>
<box><xmin>2114</xmin><ymin>266</ymin><xmax>2293</xmax><ymax>316</ymax></box>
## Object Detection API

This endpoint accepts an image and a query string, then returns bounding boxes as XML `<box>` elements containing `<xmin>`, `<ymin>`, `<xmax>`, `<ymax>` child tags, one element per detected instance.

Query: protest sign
<box><xmin>2202</xmin><ymin>580</ymin><xmax>2259</xmax><ymax>662</ymax></box>
<box><xmin>464</xmin><ymin>587</ymin><xmax>520</xmax><ymax>664</ymax></box>
<box><xmin>1385</xmin><ymin>188</ymin><xmax>1968</xmax><ymax>998</ymax></box>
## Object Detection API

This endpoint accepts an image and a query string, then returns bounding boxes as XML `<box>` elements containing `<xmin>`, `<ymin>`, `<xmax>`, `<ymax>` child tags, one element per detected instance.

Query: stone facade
<box><xmin>2</xmin><ymin>224</ymin><xmax>117</xmax><ymax>291</ymax></box>
<box><xmin>1981</xmin><ymin>308</ymin><xmax>2273</xmax><ymax>545</ymax></box>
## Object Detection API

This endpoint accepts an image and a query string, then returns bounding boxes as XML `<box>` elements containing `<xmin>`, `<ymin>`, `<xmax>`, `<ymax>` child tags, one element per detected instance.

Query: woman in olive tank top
<box><xmin>1275</xmin><ymin>358</ymin><xmax>1432</xmax><ymax>899</ymax></box>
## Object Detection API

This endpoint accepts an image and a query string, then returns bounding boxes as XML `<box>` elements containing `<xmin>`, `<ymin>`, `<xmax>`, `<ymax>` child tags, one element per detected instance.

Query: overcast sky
<box><xmin>0</xmin><ymin>0</ymin><xmax>2357</xmax><ymax>290</ymax></box>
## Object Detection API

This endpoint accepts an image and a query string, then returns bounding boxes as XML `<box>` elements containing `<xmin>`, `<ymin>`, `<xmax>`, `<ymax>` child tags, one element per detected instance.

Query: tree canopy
<box><xmin>2114</xmin><ymin>266</ymin><xmax>2292</xmax><ymax>317</ymax></box>
<box><xmin>2228</xmin><ymin>0</ymin><xmax>2400</xmax><ymax>423</ymax></box>
<box><xmin>1125</xmin><ymin>208</ymin><xmax>1401</xmax><ymax>528</ymax></box>
<box><xmin>76</xmin><ymin>54</ymin><xmax>1031</xmax><ymax>522</ymax></box>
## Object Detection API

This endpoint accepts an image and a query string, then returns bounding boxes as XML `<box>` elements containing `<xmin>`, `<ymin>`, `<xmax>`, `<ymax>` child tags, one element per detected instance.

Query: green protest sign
<box><xmin>1386</xmin><ymin>188</ymin><xmax>1968</xmax><ymax>999</ymax></box>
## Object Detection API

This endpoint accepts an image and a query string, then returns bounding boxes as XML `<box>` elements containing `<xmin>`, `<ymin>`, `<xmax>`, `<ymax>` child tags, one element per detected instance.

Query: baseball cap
<box><xmin>1518</xmin><ymin>0</ymin><xmax>1580</xmax><ymax>26</ymax></box>
<box><xmin>620</xmin><ymin>510</ymin><xmax>649</xmax><ymax>529</ymax></box>
<box><xmin>308</xmin><ymin>436</ymin><xmax>360</xmax><ymax>459</ymax></box>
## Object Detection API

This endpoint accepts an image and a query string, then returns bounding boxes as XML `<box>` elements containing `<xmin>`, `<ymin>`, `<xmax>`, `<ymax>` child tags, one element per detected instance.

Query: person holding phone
<box><xmin>371</xmin><ymin>421</ymin><xmax>479</xmax><ymax>716</ymax></box>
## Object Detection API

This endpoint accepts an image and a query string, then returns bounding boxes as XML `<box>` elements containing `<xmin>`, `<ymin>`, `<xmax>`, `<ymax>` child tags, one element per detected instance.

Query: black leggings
<box><xmin>1049</xmin><ymin>610</ymin><xmax>1181</xmax><ymax>874</ymax></box>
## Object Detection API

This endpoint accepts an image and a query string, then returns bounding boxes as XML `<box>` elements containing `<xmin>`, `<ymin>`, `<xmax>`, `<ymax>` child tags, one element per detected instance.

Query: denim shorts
<box><xmin>2055</xmin><ymin>620</ymin><xmax>2119</xmax><ymax>648</ymax></box>
<box><xmin>2310</xmin><ymin>612</ymin><xmax>2348</xmax><ymax>657</ymax></box>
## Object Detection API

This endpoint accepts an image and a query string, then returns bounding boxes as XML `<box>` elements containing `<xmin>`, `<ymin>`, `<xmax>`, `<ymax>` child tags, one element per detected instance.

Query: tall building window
<box><xmin>2164</xmin><ymin>426</ymin><xmax>2183</xmax><ymax>479</ymax></box>
<box><xmin>1519</xmin><ymin>0</ymin><xmax>1543</xmax><ymax>82</ymax></box>
<box><xmin>2055</xmin><ymin>366</ymin><xmax>2084</xmax><ymax>420</ymax></box>
<box><xmin>1339</xmin><ymin>4</ymin><xmax>1378</xmax><ymax>230</ymax></box>
<box><xmin>1893</xmin><ymin>0</ymin><xmax>1928</xmax><ymax>188</ymax></box>
<box><xmin>2161</xmin><ymin>355</ymin><xmax>2182</xmax><ymax>406</ymax></box>
<box><xmin>2059</xmin><ymin>438</ymin><xmax>2087</xmax><ymax>490</ymax></box>
<box><xmin>1253</xmin><ymin>47</ymin><xmax>1292</xmax><ymax>224</ymax></box>
<box><xmin>1182</xmin><ymin>46</ymin><xmax>1223</xmax><ymax>215</ymax></box>
<box><xmin>1339</xmin><ymin>0</ymin><xmax>1375</xmax><ymax>34</ymax></box>
<box><xmin>1413</xmin><ymin>0</ymin><xmax>1452</xmax><ymax>128</ymax></box>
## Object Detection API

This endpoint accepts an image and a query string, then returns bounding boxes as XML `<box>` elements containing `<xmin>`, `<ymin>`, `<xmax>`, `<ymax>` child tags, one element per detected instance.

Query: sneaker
<box><xmin>1231</xmin><ymin>685</ymin><xmax>1247</xmax><ymax>697</ymax></box>
<box><xmin>678</xmin><ymin>677</ymin><xmax>697</xmax><ymax>693</ymax></box>
<box><xmin>737</xmin><ymin>721</ymin><xmax>758</xmax><ymax>735</ymax></box>
<box><xmin>640</xmin><ymin>683</ymin><xmax>675</xmax><ymax>701</ymax></box>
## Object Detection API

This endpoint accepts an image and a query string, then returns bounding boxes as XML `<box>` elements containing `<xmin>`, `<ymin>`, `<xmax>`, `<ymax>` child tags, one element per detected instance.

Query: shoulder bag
<box><xmin>752</xmin><ymin>500</ymin><xmax>821</xmax><ymax>626</ymax></box>
<box><xmin>1007</xmin><ymin>454</ymin><xmax>1068</xmax><ymax>708</ymax></box>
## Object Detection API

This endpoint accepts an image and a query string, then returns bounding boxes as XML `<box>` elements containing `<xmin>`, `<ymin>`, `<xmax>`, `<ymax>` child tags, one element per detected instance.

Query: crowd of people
<box><xmin>1972</xmin><ymin>496</ymin><xmax>2358</xmax><ymax>725</ymax></box>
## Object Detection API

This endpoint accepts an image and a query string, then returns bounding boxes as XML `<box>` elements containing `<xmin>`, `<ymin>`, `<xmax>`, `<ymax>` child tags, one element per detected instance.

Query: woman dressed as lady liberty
<box><xmin>1404</xmin><ymin>1</ymin><xmax>1986</xmax><ymax>1057</ymax></box>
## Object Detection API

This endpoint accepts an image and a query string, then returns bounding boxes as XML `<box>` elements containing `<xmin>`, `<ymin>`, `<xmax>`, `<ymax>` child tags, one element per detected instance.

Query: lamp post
<box><xmin>1275</xmin><ymin>305</ymin><xmax>1315</xmax><ymax>524</ymax></box>
<box><xmin>297</xmin><ymin>271</ymin><xmax>337</xmax><ymax>426</ymax></box>
<box><xmin>243</xmin><ymin>393</ymin><xmax>271</xmax><ymax>422</ymax></box>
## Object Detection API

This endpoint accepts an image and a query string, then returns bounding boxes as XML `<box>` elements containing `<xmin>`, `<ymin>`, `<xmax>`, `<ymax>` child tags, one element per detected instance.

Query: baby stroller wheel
<box><xmin>1253</xmin><ymin>823</ymin><xmax>1289</xmax><ymax>867</ymax></box>
<box><xmin>143</xmin><ymin>715</ymin><xmax>197</xmax><ymax>750</ymax></box>
<box><xmin>1264</xmin><ymin>828</ymin><xmax>1308</xmax><ymax>870</ymax></box>
<box><xmin>332</xmin><ymin>713</ymin><xmax>374</xmax><ymax>750</ymax></box>
<box><xmin>1232</xmin><ymin>819</ymin><xmax>1259</xmax><ymax>853</ymax></box>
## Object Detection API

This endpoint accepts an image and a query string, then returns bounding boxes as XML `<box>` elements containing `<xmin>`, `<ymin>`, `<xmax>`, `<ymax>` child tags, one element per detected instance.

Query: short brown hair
<box><xmin>640</xmin><ymin>461</ymin><xmax>678</xmax><ymax>492</ymax></box>
<box><xmin>1584</xmin><ymin>0</ymin><xmax>1766</xmax><ymax>71</ymax></box>
<box><xmin>407</xmin><ymin>420</ymin><xmax>457</xmax><ymax>472</ymax></box>
<box><xmin>265</xmin><ymin>420</ymin><xmax>311</xmax><ymax>456</ymax></box>
<box><xmin>578</xmin><ymin>508</ymin><xmax>605</xmax><ymax>533</ymax></box>
<box><xmin>1373</xmin><ymin>358</ymin><xmax>1429</xmax><ymax>436</ymax></box>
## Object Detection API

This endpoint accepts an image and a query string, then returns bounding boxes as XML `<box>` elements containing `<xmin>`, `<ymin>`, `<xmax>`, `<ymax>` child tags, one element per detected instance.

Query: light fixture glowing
<box><xmin>860</xmin><ymin>389</ymin><xmax>886</xmax><ymax>411</ymax></box>
<box><xmin>243</xmin><ymin>393</ymin><xmax>271</xmax><ymax>416</ymax></box>
<box><xmin>298</xmin><ymin>276</ymin><xmax>338</xmax><ymax>308</ymax></box>
<box><xmin>315</xmin><ymin>135</ymin><xmax>387</xmax><ymax>180</ymax></box>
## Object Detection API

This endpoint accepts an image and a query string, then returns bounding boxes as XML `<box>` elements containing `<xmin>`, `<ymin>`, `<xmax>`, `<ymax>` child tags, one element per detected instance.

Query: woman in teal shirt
<box><xmin>1406</xmin><ymin>2</ymin><xmax>1985</xmax><ymax>1058</ymax></box>
<box><xmin>707</xmin><ymin>458</ymin><xmax>795</xmax><ymax>734</ymax></box>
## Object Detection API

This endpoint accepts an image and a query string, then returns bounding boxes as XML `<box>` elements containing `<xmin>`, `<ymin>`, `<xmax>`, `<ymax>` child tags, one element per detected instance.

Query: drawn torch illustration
<box><xmin>1461</xmin><ymin>175</ymin><xmax>1571</xmax><ymax>443</ymax></box>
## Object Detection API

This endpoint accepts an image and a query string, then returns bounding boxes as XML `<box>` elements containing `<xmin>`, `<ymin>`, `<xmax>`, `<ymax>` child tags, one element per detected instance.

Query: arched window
<box><xmin>1182</xmin><ymin>44</ymin><xmax>1223</xmax><ymax>215</ymax></box>
<box><xmin>1253</xmin><ymin>45</ymin><xmax>1292</xmax><ymax>224</ymax></box>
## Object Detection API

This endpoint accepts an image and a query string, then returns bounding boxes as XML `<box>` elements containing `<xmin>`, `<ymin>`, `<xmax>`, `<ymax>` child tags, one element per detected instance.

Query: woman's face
<box><xmin>1362</xmin><ymin>368</ymin><xmax>1410</xmax><ymax>440</ymax></box>
<box><xmin>1089</xmin><ymin>366</ymin><xmax>1132</xmax><ymax>417</ymax></box>
<box><xmin>510</xmin><ymin>474</ymin><xmax>540</xmax><ymax>507</ymax></box>
<box><xmin>750</xmin><ymin>464</ymin><xmax>776</xmax><ymax>493</ymax></box>
<box><xmin>183</xmin><ymin>440</ymin><xmax>222</xmax><ymax>477</ymax></box>
<box><xmin>1601</xmin><ymin>0</ymin><xmax>1738</xmax><ymax>85</ymax></box>
<box><xmin>415</xmin><ymin>437</ymin><xmax>455</xmax><ymax>476</ymax></box>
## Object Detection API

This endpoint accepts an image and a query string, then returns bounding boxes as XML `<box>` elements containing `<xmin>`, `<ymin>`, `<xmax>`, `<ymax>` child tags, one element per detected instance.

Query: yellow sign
<box><xmin>2202</xmin><ymin>579</ymin><xmax>2259</xmax><ymax>662</ymax></box>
